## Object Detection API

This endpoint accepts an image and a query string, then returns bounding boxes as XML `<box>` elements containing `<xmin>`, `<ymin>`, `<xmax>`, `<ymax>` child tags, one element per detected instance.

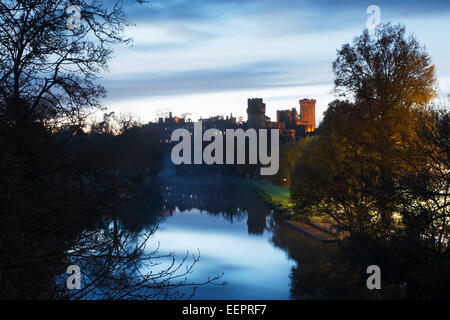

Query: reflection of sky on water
<box><xmin>143</xmin><ymin>208</ymin><xmax>295</xmax><ymax>300</ymax></box>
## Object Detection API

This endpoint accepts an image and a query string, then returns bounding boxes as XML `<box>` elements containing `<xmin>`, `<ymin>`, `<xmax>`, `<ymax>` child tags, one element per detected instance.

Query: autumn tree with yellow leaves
<box><xmin>290</xmin><ymin>24</ymin><xmax>449</xmax><ymax>298</ymax></box>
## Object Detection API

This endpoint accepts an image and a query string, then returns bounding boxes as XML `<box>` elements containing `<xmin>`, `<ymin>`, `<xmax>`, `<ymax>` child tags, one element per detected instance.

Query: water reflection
<box><xmin>1</xmin><ymin>159</ymin><xmax>369</xmax><ymax>299</ymax></box>
<box><xmin>159</xmin><ymin>177</ymin><xmax>270</xmax><ymax>235</ymax></box>
<box><xmin>118</xmin><ymin>159</ymin><xmax>387</xmax><ymax>299</ymax></box>
<box><xmin>269</xmin><ymin>217</ymin><xmax>362</xmax><ymax>299</ymax></box>
<box><xmin>113</xmin><ymin>162</ymin><xmax>357</xmax><ymax>299</ymax></box>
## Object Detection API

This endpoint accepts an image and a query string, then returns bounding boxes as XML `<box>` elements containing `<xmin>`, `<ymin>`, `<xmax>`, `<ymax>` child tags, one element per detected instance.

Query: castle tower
<box><xmin>247</xmin><ymin>98</ymin><xmax>266</xmax><ymax>129</ymax></box>
<box><xmin>299</xmin><ymin>99</ymin><xmax>316</xmax><ymax>133</ymax></box>
<box><xmin>277</xmin><ymin>108</ymin><xmax>297</xmax><ymax>129</ymax></box>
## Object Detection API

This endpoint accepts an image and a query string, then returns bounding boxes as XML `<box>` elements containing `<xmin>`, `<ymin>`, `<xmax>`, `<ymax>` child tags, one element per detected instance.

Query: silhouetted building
<box><xmin>247</xmin><ymin>98</ymin><xmax>266</xmax><ymax>129</ymax></box>
<box><xmin>156</xmin><ymin>97</ymin><xmax>316</xmax><ymax>146</ymax></box>
<box><xmin>277</xmin><ymin>108</ymin><xmax>298</xmax><ymax>129</ymax></box>
<box><xmin>157</xmin><ymin>113</ymin><xmax>193</xmax><ymax>144</ymax></box>
<box><xmin>200</xmin><ymin>114</ymin><xmax>237</xmax><ymax>131</ymax></box>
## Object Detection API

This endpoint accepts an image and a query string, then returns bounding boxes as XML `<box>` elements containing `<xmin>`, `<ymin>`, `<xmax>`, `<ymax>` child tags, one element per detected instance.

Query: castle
<box><xmin>277</xmin><ymin>108</ymin><xmax>297</xmax><ymax>129</ymax></box>
<box><xmin>157</xmin><ymin>97</ymin><xmax>316</xmax><ymax>145</ymax></box>
<box><xmin>247</xmin><ymin>98</ymin><xmax>266</xmax><ymax>129</ymax></box>
<box><xmin>247</xmin><ymin>97</ymin><xmax>316</xmax><ymax>136</ymax></box>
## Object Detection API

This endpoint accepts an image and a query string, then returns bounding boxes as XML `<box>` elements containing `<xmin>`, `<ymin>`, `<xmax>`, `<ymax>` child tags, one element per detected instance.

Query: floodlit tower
<box><xmin>299</xmin><ymin>99</ymin><xmax>316</xmax><ymax>132</ymax></box>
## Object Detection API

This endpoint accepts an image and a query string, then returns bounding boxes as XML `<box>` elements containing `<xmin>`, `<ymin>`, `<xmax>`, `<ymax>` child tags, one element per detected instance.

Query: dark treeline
<box><xmin>0</xmin><ymin>103</ymin><xmax>169</xmax><ymax>299</ymax></box>
<box><xmin>0</xmin><ymin>0</ymin><xmax>220</xmax><ymax>300</ymax></box>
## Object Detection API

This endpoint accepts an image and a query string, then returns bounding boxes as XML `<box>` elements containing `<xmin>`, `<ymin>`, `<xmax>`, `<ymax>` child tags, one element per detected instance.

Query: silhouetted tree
<box><xmin>0</xmin><ymin>0</ymin><xmax>216</xmax><ymax>300</ymax></box>
<box><xmin>0</xmin><ymin>0</ymin><xmax>138</xmax><ymax>126</ymax></box>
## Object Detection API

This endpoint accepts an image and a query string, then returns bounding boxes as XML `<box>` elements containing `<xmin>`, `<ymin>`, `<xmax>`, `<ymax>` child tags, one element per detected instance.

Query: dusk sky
<box><xmin>101</xmin><ymin>0</ymin><xmax>450</xmax><ymax>125</ymax></box>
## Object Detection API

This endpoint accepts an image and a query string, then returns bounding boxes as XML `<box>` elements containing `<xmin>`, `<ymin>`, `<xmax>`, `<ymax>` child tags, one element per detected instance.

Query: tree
<box><xmin>269</xmin><ymin>136</ymin><xmax>317</xmax><ymax>187</ymax></box>
<box><xmin>394</xmin><ymin>106</ymin><xmax>450</xmax><ymax>297</ymax></box>
<box><xmin>0</xmin><ymin>1</ymin><xmax>221</xmax><ymax>300</ymax></box>
<box><xmin>333</xmin><ymin>23</ymin><xmax>436</xmax><ymax>107</ymax></box>
<box><xmin>0</xmin><ymin>0</ymin><xmax>134</xmax><ymax>126</ymax></box>
<box><xmin>290</xmin><ymin>24</ymin><xmax>449</xmax><ymax>298</ymax></box>
<box><xmin>331</xmin><ymin>23</ymin><xmax>436</xmax><ymax>231</ymax></box>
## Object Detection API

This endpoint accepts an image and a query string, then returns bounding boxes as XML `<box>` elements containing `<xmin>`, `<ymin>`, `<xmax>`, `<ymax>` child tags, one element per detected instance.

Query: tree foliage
<box><xmin>0</xmin><ymin>0</ymin><xmax>132</xmax><ymax>125</ymax></box>
<box><xmin>290</xmin><ymin>24</ymin><xmax>449</xmax><ymax>297</ymax></box>
<box><xmin>0</xmin><ymin>1</ymin><xmax>220</xmax><ymax>300</ymax></box>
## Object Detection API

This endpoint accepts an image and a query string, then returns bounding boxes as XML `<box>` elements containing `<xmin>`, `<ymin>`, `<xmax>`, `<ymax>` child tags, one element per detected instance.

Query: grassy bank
<box><xmin>246</xmin><ymin>179</ymin><xmax>339</xmax><ymax>238</ymax></box>
<box><xmin>246</xmin><ymin>179</ymin><xmax>293</xmax><ymax>215</ymax></box>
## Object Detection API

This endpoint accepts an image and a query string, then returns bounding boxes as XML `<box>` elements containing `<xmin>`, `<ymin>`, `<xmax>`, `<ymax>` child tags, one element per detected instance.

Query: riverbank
<box><xmin>285</xmin><ymin>221</ymin><xmax>336</xmax><ymax>243</ymax></box>
<box><xmin>246</xmin><ymin>178</ymin><xmax>338</xmax><ymax>242</ymax></box>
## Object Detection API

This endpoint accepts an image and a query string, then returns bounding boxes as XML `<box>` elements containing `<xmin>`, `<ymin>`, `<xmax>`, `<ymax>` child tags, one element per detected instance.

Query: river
<box><xmin>116</xmin><ymin>161</ymin><xmax>341</xmax><ymax>300</ymax></box>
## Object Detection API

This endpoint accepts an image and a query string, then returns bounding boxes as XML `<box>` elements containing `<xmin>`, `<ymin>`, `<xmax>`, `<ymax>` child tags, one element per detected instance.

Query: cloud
<box><xmin>100</xmin><ymin>0</ymin><xmax>450</xmax><ymax>120</ymax></box>
<box><xmin>121</xmin><ymin>0</ymin><xmax>450</xmax><ymax>32</ymax></box>
<box><xmin>103</xmin><ymin>59</ymin><xmax>330</xmax><ymax>100</ymax></box>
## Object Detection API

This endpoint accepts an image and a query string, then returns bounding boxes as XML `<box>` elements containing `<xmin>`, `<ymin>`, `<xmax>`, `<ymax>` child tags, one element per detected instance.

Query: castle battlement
<box><xmin>299</xmin><ymin>99</ymin><xmax>316</xmax><ymax>105</ymax></box>
<box><xmin>247</xmin><ymin>98</ymin><xmax>266</xmax><ymax>113</ymax></box>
